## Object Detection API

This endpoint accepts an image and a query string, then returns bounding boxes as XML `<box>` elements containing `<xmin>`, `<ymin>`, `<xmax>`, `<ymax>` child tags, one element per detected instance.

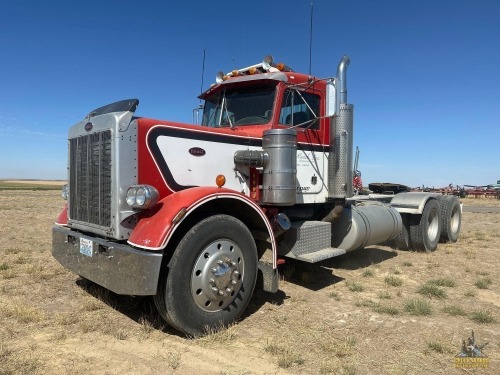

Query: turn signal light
<box><xmin>216</xmin><ymin>175</ymin><xmax>226</xmax><ymax>188</ymax></box>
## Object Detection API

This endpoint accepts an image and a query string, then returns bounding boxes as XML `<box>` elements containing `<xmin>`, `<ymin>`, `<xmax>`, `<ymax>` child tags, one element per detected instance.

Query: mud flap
<box><xmin>258</xmin><ymin>260</ymin><xmax>279</xmax><ymax>293</ymax></box>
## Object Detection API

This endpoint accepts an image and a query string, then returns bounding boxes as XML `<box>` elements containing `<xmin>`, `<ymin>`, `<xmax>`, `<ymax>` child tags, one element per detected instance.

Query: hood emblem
<box><xmin>189</xmin><ymin>147</ymin><xmax>206</xmax><ymax>156</ymax></box>
<box><xmin>84</xmin><ymin>122</ymin><xmax>93</xmax><ymax>132</ymax></box>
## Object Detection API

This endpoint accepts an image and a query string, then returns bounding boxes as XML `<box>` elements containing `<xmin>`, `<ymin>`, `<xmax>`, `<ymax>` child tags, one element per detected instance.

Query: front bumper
<box><xmin>52</xmin><ymin>225</ymin><xmax>163</xmax><ymax>295</ymax></box>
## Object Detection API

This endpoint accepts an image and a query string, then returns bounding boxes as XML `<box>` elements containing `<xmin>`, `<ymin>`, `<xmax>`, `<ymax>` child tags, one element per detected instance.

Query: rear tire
<box><xmin>409</xmin><ymin>199</ymin><xmax>441</xmax><ymax>252</ymax></box>
<box><xmin>438</xmin><ymin>195</ymin><xmax>461</xmax><ymax>243</ymax></box>
<box><xmin>154</xmin><ymin>214</ymin><xmax>258</xmax><ymax>336</ymax></box>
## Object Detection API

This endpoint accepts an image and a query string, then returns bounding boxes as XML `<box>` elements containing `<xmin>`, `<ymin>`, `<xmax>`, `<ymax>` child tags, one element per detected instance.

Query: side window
<box><xmin>279</xmin><ymin>89</ymin><xmax>320</xmax><ymax>129</ymax></box>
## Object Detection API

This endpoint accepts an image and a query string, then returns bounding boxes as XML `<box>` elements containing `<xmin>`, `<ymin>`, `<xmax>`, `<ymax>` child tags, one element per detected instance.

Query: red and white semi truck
<box><xmin>52</xmin><ymin>55</ymin><xmax>462</xmax><ymax>335</ymax></box>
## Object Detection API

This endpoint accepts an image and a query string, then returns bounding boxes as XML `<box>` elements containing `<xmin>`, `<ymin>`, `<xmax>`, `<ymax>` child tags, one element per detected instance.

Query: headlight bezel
<box><xmin>125</xmin><ymin>185</ymin><xmax>159</xmax><ymax>209</ymax></box>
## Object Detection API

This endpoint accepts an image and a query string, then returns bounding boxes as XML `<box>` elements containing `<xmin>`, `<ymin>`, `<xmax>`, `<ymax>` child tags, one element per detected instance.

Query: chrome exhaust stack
<box><xmin>328</xmin><ymin>56</ymin><xmax>354</xmax><ymax>200</ymax></box>
<box><xmin>323</xmin><ymin>56</ymin><xmax>353</xmax><ymax>223</ymax></box>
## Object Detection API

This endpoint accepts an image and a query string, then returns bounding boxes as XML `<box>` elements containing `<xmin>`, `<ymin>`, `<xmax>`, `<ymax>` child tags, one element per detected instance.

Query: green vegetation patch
<box><xmin>474</xmin><ymin>277</ymin><xmax>493</xmax><ymax>289</ymax></box>
<box><xmin>469</xmin><ymin>310</ymin><xmax>496</xmax><ymax>324</ymax></box>
<box><xmin>384</xmin><ymin>276</ymin><xmax>403</xmax><ymax>287</ymax></box>
<box><xmin>346</xmin><ymin>281</ymin><xmax>364</xmax><ymax>292</ymax></box>
<box><xmin>428</xmin><ymin>278</ymin><xmax>455</xmax><ymax>288</ymax></box>
<box><xmin>417</xmin><ymin>283</ymin><xmax>448</xmax><ymax>299</ymax></box>
<box><xmin>442</xmin><ymin>305</ymin><xmax>467</xmax><ymax>316</ymax></box>
<box><xmin>404</xmin><ymin>298</ymin><xmax>432</xmax><ymax>316</ymax></box>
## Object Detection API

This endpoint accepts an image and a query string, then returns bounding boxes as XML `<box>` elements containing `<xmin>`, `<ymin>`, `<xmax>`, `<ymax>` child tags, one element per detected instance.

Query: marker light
<box><xmin>216</xmin><ymin>71</ymin><xmax>224</xmax><ymax>84</ymax></box>
<box><xmin>276</xmin><ymin>63</ymin><xmax>285</xmax><ymax>71</ymax></box>
<box><xmin>262</xmin><ymin>55</ymin><xmax>274</xmax><ymax>70</ymax></box>
<box><xmin>231</xmin><ymin>70</ymin><xmax>239</xmax><ymax>77</ymax></box>
<box><xmin>125</xmin><ymin>185</ymin><xmax>159</xmax><ymax>209</ymax></box>
<box><xmin>61</xmin><ymin>184</ymin><xmax>69</xmax><ymax>200</ymax></box>
<box><xmin>216</xmin><ymin>175</ymin><xmax>226</xmax><ymax>188</ymax></box>
<box><xmin>248</xmin><ymin>67</ymin><xmax>257</xmax><ymax>75</ymax></box>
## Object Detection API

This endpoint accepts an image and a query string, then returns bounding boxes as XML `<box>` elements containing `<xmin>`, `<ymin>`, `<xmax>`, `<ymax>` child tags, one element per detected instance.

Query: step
<box><xmin>284</xmin><ymin>247</ymin><xmax>346</xmax><ymax>263</ymax></box>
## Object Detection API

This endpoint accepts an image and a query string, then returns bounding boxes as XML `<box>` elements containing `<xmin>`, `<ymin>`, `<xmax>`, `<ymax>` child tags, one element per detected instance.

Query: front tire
<box><xmin>154</xmin><ymin>214</ymin><xmax>258</xmax><ymax>336</ymax></box>
<box><xmin>409</xmin><ymin>198</ymin><xmax>441</xmax><ymax>252</ymax></box>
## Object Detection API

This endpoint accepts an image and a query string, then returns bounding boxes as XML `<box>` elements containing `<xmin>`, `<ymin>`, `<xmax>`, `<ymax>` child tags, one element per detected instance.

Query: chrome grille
<box><xmin>69</xmin><ymin>131</ymin><xmax>112</xmax><ymax>228</ymax></box>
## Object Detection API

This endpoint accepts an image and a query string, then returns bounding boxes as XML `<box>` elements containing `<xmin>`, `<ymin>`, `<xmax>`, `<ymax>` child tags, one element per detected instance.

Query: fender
<box><xmin>55</xmin><ymin>204</ymin><xmax>68</xmax><ymax>226</ymax></box>
<box><xmin>390</xmin><ymin>192</ymin><xmax>441</xmax><ymax>214</ymax></box>
<box><xmin>128</xmin><ymin>186</ymin><xmax>277</xmax><ymax>267</ymax></box>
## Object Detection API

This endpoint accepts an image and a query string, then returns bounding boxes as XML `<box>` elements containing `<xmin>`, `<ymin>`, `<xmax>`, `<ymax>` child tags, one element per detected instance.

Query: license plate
<box><xmin>80</xmin><ymin>238</ymin><xmax>93</xmax><ymax>257</ymax></box>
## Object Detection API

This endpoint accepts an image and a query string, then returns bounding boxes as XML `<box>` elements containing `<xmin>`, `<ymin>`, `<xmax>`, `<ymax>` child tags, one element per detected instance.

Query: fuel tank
<box><xmin>331</xmin><ymin>203</ymin><xmax>402</xmax><ymax>251</ymax></box>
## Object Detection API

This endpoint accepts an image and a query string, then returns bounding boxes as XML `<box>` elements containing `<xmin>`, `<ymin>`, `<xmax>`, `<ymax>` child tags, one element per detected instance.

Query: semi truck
<box><xmin>52</xmin><ymin>55</ymin><xmax>462</xmax><ymax>336</ymax></box>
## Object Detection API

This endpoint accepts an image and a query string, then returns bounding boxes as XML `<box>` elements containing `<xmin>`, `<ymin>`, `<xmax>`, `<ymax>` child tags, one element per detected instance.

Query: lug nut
<box><xmin>211</xmin><ymin>267</ymin><xmax>217</xmax><ymax>273</ymax></box>
<box><xmin>209</xmin><ymin>277</ymin><xmax>215</xmax><ymax>284</ymax></box>
<box><xmin>218</xmin><ymin>290</ymin><xmax>224</xmax><ymax>296</ymax></box>
<box><xmin>211</xmin><ymin>287</ymin><xmax>218</xmax><ymax>293</ymax></box>
<box><xmin>231</xmin><ymin>280</ymin><xmax>237</xmax><ymax>285</ymax></box>
<box><xmin>233</xmin><ymin>270</ymin><xmax>240</xmax><ymax>276</ymax></box>
<box><xmin>217</xmin><ymin>260</ymin><xmax>224</xmax><ymax>265</ymax></box>
<box><xmin>231</xmin><ymin>261</ymin><xmax>237</xmax><ymax>267</ymax></box>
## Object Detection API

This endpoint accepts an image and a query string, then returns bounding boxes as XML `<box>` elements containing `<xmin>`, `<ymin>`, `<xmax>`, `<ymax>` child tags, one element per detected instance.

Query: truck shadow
<box><xmin>325</xmin><ymin>246</ymin><xmax>398</xmax><ymax>270</ymax></box>
<box><xmin>278</xmin><ymin>246</ymin><xmax>397</xmax><ymax>291</ymax></box>
<box><xmin>76</xmin><ymin>277</ymin><xmax>290</xmax><ymax>337</ymax></box>
<box><xmin>75</xmin><ymin>278</ymin><xmax>184</xmax><ymax>337</ymax></box>
<box><xmin>74</xmin><ymin>247</ymin><xmax>396</xmax><ymax>334</ymax></box>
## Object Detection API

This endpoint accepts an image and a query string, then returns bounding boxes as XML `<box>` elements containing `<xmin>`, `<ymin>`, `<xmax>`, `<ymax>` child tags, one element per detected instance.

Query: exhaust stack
<box><xmin>328</xmin><ymin>56</ymin><xmax>354</xmax><ymax>200</ymax></box>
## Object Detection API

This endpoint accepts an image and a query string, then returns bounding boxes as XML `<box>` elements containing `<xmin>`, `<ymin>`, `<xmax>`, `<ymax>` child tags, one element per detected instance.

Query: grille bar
<box><xmin>69</xmin><ymin>131</ymin><xmax>112</xmax><ymax>228</ymax></box>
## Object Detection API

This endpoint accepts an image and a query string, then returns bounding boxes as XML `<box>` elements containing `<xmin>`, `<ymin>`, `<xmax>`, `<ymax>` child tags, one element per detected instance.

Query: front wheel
<box><xmin>154</xmin><ymin>214</ymin><xmax>258</xmax><ymax>336</ymax></box>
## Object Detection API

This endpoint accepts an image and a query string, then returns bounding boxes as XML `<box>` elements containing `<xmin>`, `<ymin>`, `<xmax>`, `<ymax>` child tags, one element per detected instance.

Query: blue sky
<box><xmin>1</xmin><ymin>0</ymin><xmax>499</xmax><ymax>187</ymax></box>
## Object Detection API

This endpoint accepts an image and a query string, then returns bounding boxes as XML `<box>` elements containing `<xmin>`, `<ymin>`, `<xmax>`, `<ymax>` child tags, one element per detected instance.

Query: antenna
<box><xmin>308</xmin><ymin>1</ymin><xmax>314</xmax><ymax>77</ymax></box>
<box><xmin>199</xmin><ymin>48</ymin><xmax>206</xmax><ymax>103</ymax></box>
<box><xmin>193</xmin><ymin>48</ymin><xmax>206</xmax><ymax>125</ymax></box>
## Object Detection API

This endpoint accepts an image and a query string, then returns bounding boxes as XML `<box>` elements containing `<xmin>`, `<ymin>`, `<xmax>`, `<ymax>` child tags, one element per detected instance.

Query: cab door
<box><xmin>278</xmin><ymin>88</ymin><xmax>328</xmax><ymax>204</ymax></box>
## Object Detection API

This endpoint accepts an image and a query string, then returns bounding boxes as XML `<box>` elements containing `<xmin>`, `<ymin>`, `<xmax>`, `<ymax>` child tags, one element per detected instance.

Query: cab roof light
<box><xmin>213</xmin><ymin>55</ymin><xmax>293</xmax><ymax>84</ymax></box>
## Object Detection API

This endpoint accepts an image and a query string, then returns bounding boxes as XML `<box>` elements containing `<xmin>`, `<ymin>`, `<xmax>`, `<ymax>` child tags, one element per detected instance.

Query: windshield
<box><xmin>201</xmin><ymin>83</ymin><xmax>276</xmax><ymax>127</ymax></box>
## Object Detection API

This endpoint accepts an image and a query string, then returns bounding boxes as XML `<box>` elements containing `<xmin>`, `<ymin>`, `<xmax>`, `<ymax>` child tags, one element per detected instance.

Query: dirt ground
<box><xmin>0</xmin><ymin>191</ymin><xmax>499</xmax><ymax>374</ymax></box>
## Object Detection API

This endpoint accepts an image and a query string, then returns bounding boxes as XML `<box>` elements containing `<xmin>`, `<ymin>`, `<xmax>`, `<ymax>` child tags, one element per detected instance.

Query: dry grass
<box><xmin>1</xmin><ymin>191</ymin><xmax>499</xmax><ymax>374</ymax></box>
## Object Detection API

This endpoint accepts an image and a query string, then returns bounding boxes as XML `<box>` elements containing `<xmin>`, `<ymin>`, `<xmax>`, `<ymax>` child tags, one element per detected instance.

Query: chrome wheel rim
<box><xmin>191</xmin><ymin>240</ymin><xmax>244</xmax><ymax>312</ymax></box>
<box><xmin>450</xmin><ymin>204</ymin><xmax>460</xmax><ymax>234</ymax></box>
<box><xmin>428</xmin><ymin>208</ymin><xmax>439</xmax><ymax>242</ymax></box>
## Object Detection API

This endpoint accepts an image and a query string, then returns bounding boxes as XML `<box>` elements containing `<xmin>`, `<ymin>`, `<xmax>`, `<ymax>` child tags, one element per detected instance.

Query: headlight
<box><xmin>61</xmin><ymin>184</ymin><xmax>69</xmax><ymax>200</ymax></box>
<box><xmin>125</xmin><ymin>185</ymin><xmax>159</xmax><ymax>209</ymax></box>
<box><xmin>126</xmin><ymin>187</ymin><xmax>137</xmax><ymax>206</ymax></box>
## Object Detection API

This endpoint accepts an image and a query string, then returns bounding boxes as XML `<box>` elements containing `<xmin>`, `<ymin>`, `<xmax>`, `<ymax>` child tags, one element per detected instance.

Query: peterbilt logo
<box><xmin>84</xmin><ymin>122</ymin><xmax>93</xmax><ymax>132</ymax></box>
<box><xmin>189</xmin><ymin>147</ymin><xmax>206</xmax><ymax>156</ymax></box>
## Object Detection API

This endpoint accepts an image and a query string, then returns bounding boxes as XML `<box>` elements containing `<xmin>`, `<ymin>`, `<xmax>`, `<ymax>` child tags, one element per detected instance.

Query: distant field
<box><xmin>0</xmin><ymin>180</ymin><xmax>65</xmax><ymax>191</ymax></box>
<box><xmin>0</xmin><ymin>191</ymin><xmax>498</xmax><ymax>374</ymax></box>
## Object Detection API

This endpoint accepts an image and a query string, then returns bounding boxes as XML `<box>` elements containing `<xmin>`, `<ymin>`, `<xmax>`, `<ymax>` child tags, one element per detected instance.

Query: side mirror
<box><xmin>326</xmin><ymin>79</ymin><xmax>336</xmax><ymax>117</ymax></box>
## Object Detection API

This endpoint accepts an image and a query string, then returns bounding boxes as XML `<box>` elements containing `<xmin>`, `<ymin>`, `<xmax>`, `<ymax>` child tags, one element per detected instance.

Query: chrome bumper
<box><xmin>52</xmin><ymin>225</ymin><xmax>163</xmax><ymax>295</ymax></box>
